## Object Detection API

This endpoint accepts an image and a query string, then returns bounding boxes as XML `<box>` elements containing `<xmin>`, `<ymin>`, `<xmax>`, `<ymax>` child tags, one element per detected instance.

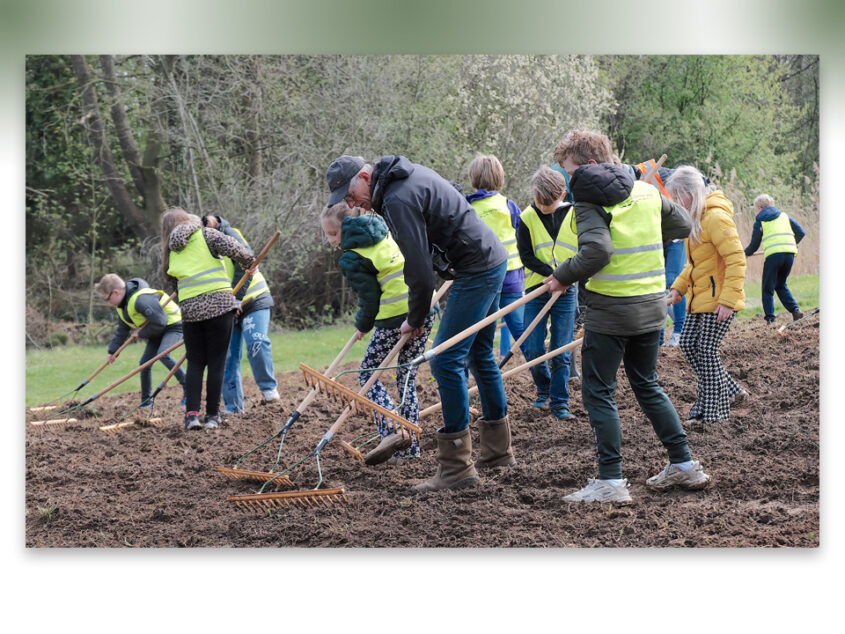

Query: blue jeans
<box><xmin>660</xmin><ymin>240</ymin><xmax>687</xmax><ymax>344</ymax></box>
<box><xmin>523</xmin><ymin>286</ymin><xmax>576</xmax><ymax>410</ymax></box>
<box><xmin>222</xmin><ymin>308</ymin><xmax>277</xmax><ymax>413</ymax></box>
<box><xmin>430</xmin><ymin>261</ymin><xmax>508</xmax><ymax>433</ymax></box>
<box><xmin>761</xmin><ymin>252</ymin><xmax>799</xmax><ymax>321</ymax></box>
<box><xmin>498</xmin><ymin>291</ymin><xmax>526</xmax><ymax>356</ymax></box>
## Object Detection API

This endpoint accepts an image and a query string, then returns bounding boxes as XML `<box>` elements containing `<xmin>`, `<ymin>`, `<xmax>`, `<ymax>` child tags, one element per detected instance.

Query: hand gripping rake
<box><xmin>419</xmin><ymin>334</ymin><xmax>584</xmax><ymax>419</ymax></box>
<box><xmin>29</xmin><ymin>291</ymin><xmax>177</xmax><ymax>413</ymax></box>
<box><xmin>498</xmin><ymin>290</ymin><xmax>561</xmax><ymax>369</ymax></box>
<box><xmin>224</xmin><ymin>281</ymin><xmax>453</xmax><ymax>510</ymax></box>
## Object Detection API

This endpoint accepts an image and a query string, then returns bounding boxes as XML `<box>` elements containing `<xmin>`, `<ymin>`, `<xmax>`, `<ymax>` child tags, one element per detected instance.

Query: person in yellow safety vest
<box><xmin>516</xmin><ymin>166</ymin><xmax>579</xmax><ymax>420</ymax></box>
<box><xmin>161</xmin><ymin>208</ymin><xmax>255</xmax><ymax>431</ymax></box>
<box><xmin>465</xmin><ymin>154</ymin><xmax>528</xmax><ymax>358</ymax></box>
<box><xmin>202</xmin><ymin>214</ymin><xmax>279</xmax><ymax>412</ymax></box>
<box><xmin>548</xmin><ymin>128</ymin><xmax>711</xmax><ymax>504</ymax></box>
<box><xmin>95</xmin><ymin>273</ymin><xmax>187</xmax><ymax>409</ymax></box>
<box><xmin>743</xmin><ymin>193</ymin><xmax>806</xmax><ymax>324</ymax></box>
<box><xmin>320</xmin><ymin>202</ymin><xmax>437</xmax><ymax>466</ymax></box>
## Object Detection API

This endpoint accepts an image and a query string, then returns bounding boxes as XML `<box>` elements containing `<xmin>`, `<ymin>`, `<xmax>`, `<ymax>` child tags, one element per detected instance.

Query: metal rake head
<box><xmin>228</xmin><ymin>487</ymin><xmax>348</xmax><ymax>511</ymax></box>
<box><xmin>214</xmin><ymin>466</ymin><xmax>294</xmax><ymax>488</ymax></box>
<box><xmin>300</xmin><ymin>364</ymin><xmax>423</xmax><ymax>438</ymax></box>
<box><xmin>99</xmin><ymin>417</ymin><xmax>164</xmax><ymax>435</ymax></box>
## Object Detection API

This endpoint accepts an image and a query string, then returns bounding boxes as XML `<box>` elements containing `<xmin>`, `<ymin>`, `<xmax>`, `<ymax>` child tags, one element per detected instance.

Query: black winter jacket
<box><xmin>370</xmin><ymin>155</ymin><xmax>507</xmax><ymax>327</ymax></box>
<box><xmin>552</xmin><ymin>163</ymin><xmax>691</xmax><ymax>336</ymax></box>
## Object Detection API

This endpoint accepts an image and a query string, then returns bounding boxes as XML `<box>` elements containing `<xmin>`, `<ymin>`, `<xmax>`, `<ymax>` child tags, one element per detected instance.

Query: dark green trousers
<box><xmin>580</xmin><ymin>329</ymin><xmax>691</xmax><ymax>479</ymax></box>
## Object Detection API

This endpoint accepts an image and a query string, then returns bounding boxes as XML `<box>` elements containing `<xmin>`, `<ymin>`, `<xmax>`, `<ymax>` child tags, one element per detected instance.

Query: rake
<box><xmin>777</xmin><ymin>307</ymin><xmax>819</xmax><ymax>333</ymax></box>
<box><xmin>110</xmin><ymin>353</ymin><xmax>188</xmax><ymax>428</ymax></box>
<box><xmin>99</xmin><ymin>417</ymin><xmax>164</xmax><ymax>435</ymax></box>
<box><xmin>225</xmin><ymin>282</ymin><xmax>454</xmax><ymax>510</ymax></box>
<box><xmin>214</xmin><ymin>331</ymin><xmax>360</xmax><ymax>489</ymax></box>
<box><xmin>498</xmin><ymin>290</ymin><xmax>561</xmax><ymax>369</ymax></box>
<box><xmin>217</xmin><ymin>280</ymin><xmax>453</xmax><ymax>488</ymax></box>
<box><xmin>419</xmin><ymin>335</ymin><xmax>584</xmax><ymax>419</ymax></box>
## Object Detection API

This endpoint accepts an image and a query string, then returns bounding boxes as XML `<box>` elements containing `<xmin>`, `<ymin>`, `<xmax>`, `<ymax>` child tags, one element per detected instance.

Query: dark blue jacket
<box><xmin>370</xmin><ymin>155</ymin><xmax>507</xmax><ymax>327</ymax></box>
<box><xmin>744</xmin><ymin>206</ymin><xmax>805</xmax><ymax>256</ymax></box>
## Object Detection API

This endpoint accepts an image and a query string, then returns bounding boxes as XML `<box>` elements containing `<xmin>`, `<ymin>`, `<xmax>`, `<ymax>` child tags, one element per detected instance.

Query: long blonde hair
<box><xmin>160</xmin><ymin>207</ymin><xmax>197</xmax><ymax>279</ymax></box>
<box><xmin>666</xmin><ymin>166</ymin><xmax>707</xmax><ymax>244</ymax></box>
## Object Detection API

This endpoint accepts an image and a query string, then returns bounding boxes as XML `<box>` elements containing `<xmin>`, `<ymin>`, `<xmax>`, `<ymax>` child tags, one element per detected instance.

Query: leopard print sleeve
<box><xmin>203</xmin><ymin>228</ymin><xmax>255</xmax><ymax>270</ymax></box>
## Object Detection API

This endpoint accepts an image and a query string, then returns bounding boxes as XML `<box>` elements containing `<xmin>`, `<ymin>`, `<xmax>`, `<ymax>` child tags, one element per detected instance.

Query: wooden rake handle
<box><xmin>499</xmin><ymin>290</ymin><xmax>561</xmax><ymax>369</ymax></box>
<box><xmin>421</xmin><ymin>336</ymin><xmax>584</xmax><ymax>418</ymax></box>
<box><xmin>232</xmin><ymin>230</ymin><xmax>281</xmax><ymax>296</ymax></box>
<box><xmin>412</xmin><ymin>283</ymin><xmax>549</xmax><ymax>367</ymax></box>
<box><xmin>639</xmin><ymin>154</ymin><xmax>667</xmax><ymax>187</ymax></box>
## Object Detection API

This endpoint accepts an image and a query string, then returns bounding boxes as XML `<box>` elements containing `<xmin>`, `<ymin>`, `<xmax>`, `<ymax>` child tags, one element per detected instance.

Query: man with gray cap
<box><xmin>326</xmin><ymin>154</ymin><xmax>513</xmax><ymax>494</ymax></box>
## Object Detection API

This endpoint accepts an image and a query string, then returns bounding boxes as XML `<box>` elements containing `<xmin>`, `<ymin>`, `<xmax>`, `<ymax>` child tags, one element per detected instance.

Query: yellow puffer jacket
<box><xmin>670</xmin><ymin>190</ymin><xmax>747</xmax><ymax>313</ymax></box>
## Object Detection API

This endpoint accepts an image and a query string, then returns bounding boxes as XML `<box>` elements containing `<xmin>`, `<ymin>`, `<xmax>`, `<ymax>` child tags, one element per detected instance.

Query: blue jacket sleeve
<box><xmin>790</xmin><ymin>216</ymin><xmax>806</xmax><ymax>244</ymax></box>
<box><xmin>744</xmin><ymin>221</ymin><xmax>763</xmax><ymax>256</ymax></box>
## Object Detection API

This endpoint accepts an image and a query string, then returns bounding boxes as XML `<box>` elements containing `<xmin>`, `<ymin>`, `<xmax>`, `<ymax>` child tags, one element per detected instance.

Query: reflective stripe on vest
<box><xmin>519</xmin><ymin>204</ymin><xmax>578</xmax><ymax>289</ymax></box>
<box><xmin>349</xmin><ymin>233</ymin><xmax>410</xmax><ymax>320</ymax></box>
<box><xmin>761</xmin><ymin>212</ymin><xmax>798</xmax><ymax>257</ymax></box>
<box><xmin>470</xmin><ymin>193</ymin><xmax>523</xmax><ymax>271</ymax></box>
<box><xmin>636</xmin><ymin>159</ymin><xmax>671</xmax><ymax>200</ymax></box>
<box><xmin>221</xmin><ymin>227</ymin><xmax>271</xmax><ymax>303</ymax></box>
<box><xmin>586</xmin><ymin>181</ymin><xmax>666</xmax><ymax>297</ymax></box>
<box><xmin>117</xmin><ymin>288</ymin><xmax>181</xmax><ymax>328</ymax></box>
<box><xmin>167</xmin><ymin>229</ymin><xmax>232</xmax><ymax>301</ymax></box>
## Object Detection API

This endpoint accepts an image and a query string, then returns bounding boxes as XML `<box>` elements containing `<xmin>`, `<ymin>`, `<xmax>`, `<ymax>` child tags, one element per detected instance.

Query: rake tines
<box><xmin>29</xmin><ymin>418</ymin><xmax>79</xmax><ymax>429</ymax></box>
<box><xmin>339</xmin><ymin>440</ymin><xmax>365</xmax><ymax>462</ymax></box>
<box><xmin>214</xmin><ymin>466</ymin><xmax>294</xmax><ymax>489</ymax></box>
<box><xmin>300</xmin><ymin>364</ymin><xmax>423</xmax><ymax>438</ymax></box>
<box><xmin>228</xmin><ymin>487</ymin><xmax>348</xmax><ymax>512</ymax></box>
<box><xmin>99</xmin><ymin>417</ymin><xmax>164</xmax><ymax>435</ymax></box>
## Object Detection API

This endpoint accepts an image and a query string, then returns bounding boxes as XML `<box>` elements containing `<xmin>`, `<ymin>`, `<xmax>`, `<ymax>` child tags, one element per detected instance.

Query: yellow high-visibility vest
<box><xmin>349</xmin><ymin>234</ymin><xmax>410</xmax><ymax>320</ymax></box>
<box><xmin>470</xmin><ymin>193</ymin><xmax>522</xmax><ymax>272</ymax></box>
<box><xmin>519</xmin><ymin>204</ymin><xmax>578</xmax><ymax>288</ymax></box>
<box><xmin>117</xmin><ymin>288</ymin><xmax>181</xmax><ymax>328</ymax></box>
<box><xmin>167</xmin><ymin>229</ymin><xmax>232</xmax><ymax>301</ymax></box>
<box><xmin>761</xmin><ymin>212</ymin><xmax>798</xmax><ymax>257</ymax></box>
<box><xmin>586</xmin><ymin>181</ymin><xmax>666</xmax><ymax>297</ymax></box>
<box><xmin>221</xmin><ymin>227</ymin><xmax>271</xmax><ymax>303</ymax></box>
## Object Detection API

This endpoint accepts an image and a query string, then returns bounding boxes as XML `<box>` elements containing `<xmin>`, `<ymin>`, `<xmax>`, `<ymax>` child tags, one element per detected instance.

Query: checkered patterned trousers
<box><xmin>679</xmin><ymin>311</ymin><xmax>742</xmax><ymax>422</ymax></box>
<box><xmin>358</xmin><ymin>312</ymin><xmax>435</xmax><ymax>458</ymax></box>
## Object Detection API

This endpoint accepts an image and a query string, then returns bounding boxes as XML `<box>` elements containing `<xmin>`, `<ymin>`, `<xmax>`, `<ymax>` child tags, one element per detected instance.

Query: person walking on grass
<box><xmin>465</xmin><ymin>154</ymin><xmax>527</xmax><ymax>359</ymax></box>
<box><xmin>320</xmin><ymin>202</ymin><xmax>436</xmax><ymax>466</ymax></box>
<box><xmin>201</xmin><ymin>214</ymin><xmax>279</xmax><ymax>413</ymax></box>
<box><xmin>326</xmin><ymin>154</ymin><xmax>512</xmax><ymax>494</ymax></box>
<box><xmin>547</xmin><ymin>129</ymin><xmax>711</xmax><ymax>503</ymax></box>
<box><xmin>743</xmin><ymin>193</ymin><xmax>806</xmax><ymax>325</ymax></box>
<box><xmin>516</xmin><ymin>166</ymin><xmax>578</xmax><ymax>420</ymax></box>
<box><xmin>665</xmin><ymin>166</ymin><xmax>749</xmax><ymax>425</ymax></box>
<box><xmin>161</xmin><ymin>208</ymin><xmax>255</xmax><ymax>431</ymax></box>
<box><xmin>95</xmin><ymin>273</ymin><xmax>187</xmax><ymax>408</ymax></box>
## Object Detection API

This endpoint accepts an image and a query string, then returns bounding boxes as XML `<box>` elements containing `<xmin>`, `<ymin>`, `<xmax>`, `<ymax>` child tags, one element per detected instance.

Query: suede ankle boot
<box><xmin>475</xmin><ymin>416</ymin><xmax>516</xmax><ymax>469</ymax></box>
<box><xmin>407</xmin><ymin>427</ymin><xmax>479</xmax><ymax>494</ymax></box>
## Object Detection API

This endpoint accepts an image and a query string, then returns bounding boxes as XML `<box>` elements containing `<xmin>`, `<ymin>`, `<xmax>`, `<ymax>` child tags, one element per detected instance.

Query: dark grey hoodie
<box><xmin>552</xmin><ymin>163</ymin><xmax>691</xmax><ymax>336</ymax></box>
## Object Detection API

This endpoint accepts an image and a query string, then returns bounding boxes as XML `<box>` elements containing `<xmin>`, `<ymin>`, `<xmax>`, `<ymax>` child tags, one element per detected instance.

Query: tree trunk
<box><xmin>70</xmin><ymin>55</ymin><xmax>147</xmax><ymax>237</ymax></box>
<box><xmin>99</xmin><ymin>55</ymin><xmax>167</xmax><ymax>225</ymax></box>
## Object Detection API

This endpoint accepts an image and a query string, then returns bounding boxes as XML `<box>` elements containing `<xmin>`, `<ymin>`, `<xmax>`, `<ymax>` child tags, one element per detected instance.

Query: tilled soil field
<box><xmin>25</xmin><ymin>315</ymin><xmax>819</xmax><ymax>547</ymax></box>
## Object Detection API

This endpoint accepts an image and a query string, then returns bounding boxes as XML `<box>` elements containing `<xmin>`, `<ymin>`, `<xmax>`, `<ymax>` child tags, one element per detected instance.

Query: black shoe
<box><xmin>184</xmin><ymin>412</ymin><xmax>202</xmax><ymax>431</ymax></box>
<box><xmin>203</xmin><ymin>414</ymin><xmax>221</xmax><ymax>430</ymax></box>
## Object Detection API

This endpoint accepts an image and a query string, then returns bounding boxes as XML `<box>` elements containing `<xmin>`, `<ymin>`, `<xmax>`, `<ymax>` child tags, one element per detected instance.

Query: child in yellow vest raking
<box><xmin>95</xmin><ymin>273</ymin><xmax>187</xmax><ymax>409</ymax></box>
<box><xmin>516</xmin><ymin>166</ymin><xmax>579</xmax><ymax>420</ymax></box>
<box><xmin>320</xmin><ymin>202</ymin><xmax>436</xmax><ymax>465</ymax></box>
<box><xmin>160</xmin><ymin>208</ymin><xmax>255</xmax><ymax>431</ymax></box>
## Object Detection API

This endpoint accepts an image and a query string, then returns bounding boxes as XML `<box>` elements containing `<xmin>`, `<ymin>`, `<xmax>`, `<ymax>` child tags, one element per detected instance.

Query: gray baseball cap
<box><xmin>326</xmin><ymin>155</ymin><xmax>365</xmax><ymax>206</ymax></box>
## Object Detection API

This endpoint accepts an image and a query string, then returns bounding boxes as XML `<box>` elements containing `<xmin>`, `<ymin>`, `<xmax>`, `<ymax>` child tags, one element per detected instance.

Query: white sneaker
<box><xmin>261</xmin><ymin>389</ymin><xmax>280</xmax><ymax>402</ymax></box>
<box><xmin>646</xmin><ymin>460</ymin><xmax>710</xmax><ymax>491</ymax></box>
<box><xmin>731</xmin><ymin>388</ymin><xmax>750</xmax><ymax>405</ymax></box>
<box><xmin>666</xmin><ymin>332</ymin><xmax>681</xmax><ymax>346</ymax></box>
<box><xmin>562</xmin><ymin>478</ymin><xmax>632</xmax><ymax>503</ymax></box>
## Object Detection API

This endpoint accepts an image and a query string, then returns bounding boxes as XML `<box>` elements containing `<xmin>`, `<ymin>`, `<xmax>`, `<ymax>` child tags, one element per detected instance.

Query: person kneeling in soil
<box><xmin>201</xmin><ymin>214</ymin><xmax>279</xmax><ymax>412</ymax></box>
<box><xmin>548</xmin><ymin>129</ymin><xmax>711</xmax><ymax>503</ymax></box>
<box><xmin>326</xmin><ymin>154</ymin><xmax>513</xmax><ymax>493</ymax></box>
<box><xmin>516</xmin><ymin>166</ymin><xmax>579</xmax><ymax>420</ymax></box>
<box><xmin>665</xmin><ymin>166</ymin><xmax>749</xmax><ymax>424</ymax></box>
<box><xmin>95</xmin><ymin>273</ymin><xmax>187</xmax><ymax>409</ymax></box>
<box><xmin>321</xmin><ymin>202</ymin><xmax>436</xmax><ymax>465</ymax></box>
<box><xmin>161</xmin><ymin>208</ymin><xmax>255</xmax><ymax>431</ymax></box>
